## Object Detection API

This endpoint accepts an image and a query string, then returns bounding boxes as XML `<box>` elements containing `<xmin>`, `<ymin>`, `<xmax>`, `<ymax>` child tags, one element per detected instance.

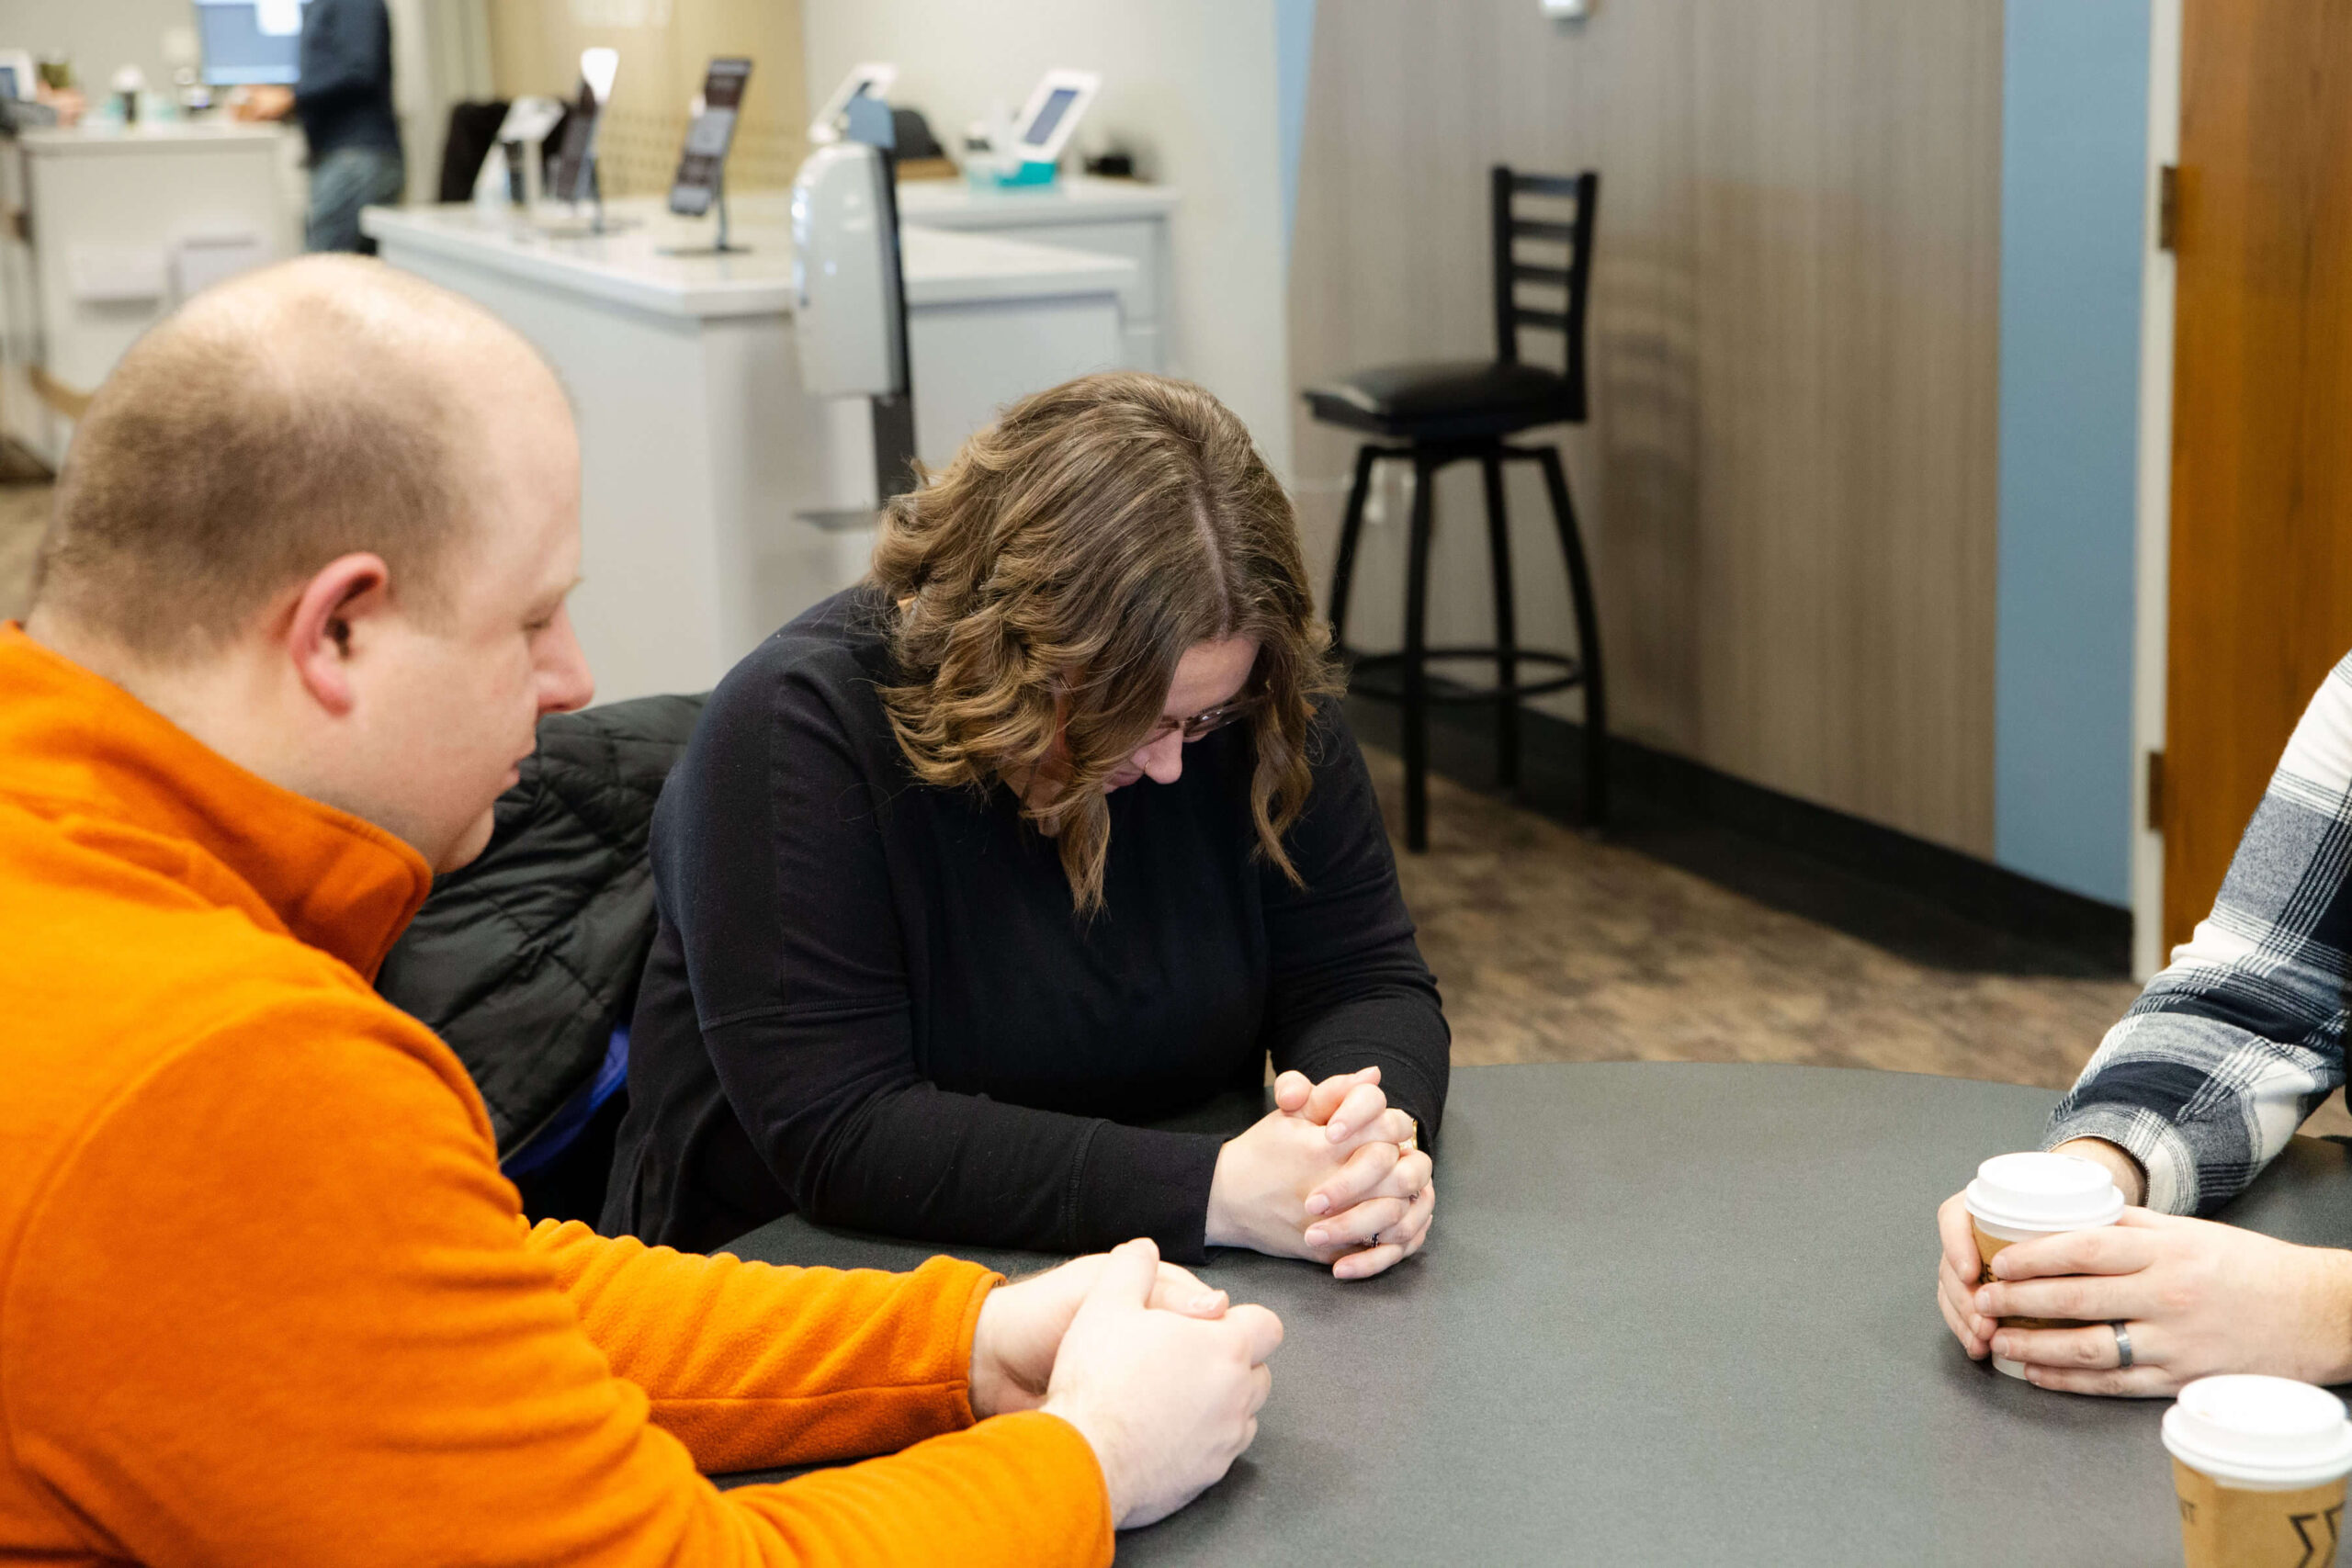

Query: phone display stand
<box><xmin>539</xmin><ymin>52</ymin><xmax>632</xmax><ymax>241</ymax></box>
<box><xmin>537</xmin><ymin>184</ymin><xmax>633</xmax><ymax>240</ymax></box>
<box><xmin>658</xmin><ymin>171</ymin><xmax>744</xmax><ymax>255</ymax></box>
<box><xmin>660</xmin><ymin>56</ymin><xmax>754</xmax><ymax>256</ymax></box>
<box><xmin>486</xmin><ymin>96</ymin><xmax>564</xmax><ymax>218</ymax></box>
<box><xmin>537</xmin><ymin>161</ymin><xmax>642</xmax><ymax>240</ymax></box>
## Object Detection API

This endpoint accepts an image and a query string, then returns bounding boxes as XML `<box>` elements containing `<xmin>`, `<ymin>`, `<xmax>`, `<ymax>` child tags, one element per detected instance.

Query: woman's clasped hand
<box><xmin>1206</xmin><ymin>1066</ymin><xmax>1436</xmax><ymax>1280</ymax></box>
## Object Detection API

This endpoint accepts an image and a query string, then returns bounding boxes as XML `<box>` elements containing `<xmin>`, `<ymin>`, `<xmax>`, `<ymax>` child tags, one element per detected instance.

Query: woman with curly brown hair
<box><xmin>604</xmin><ymin>373</ymin><xmax>1449</xmax><ymax>1278</ymax></box>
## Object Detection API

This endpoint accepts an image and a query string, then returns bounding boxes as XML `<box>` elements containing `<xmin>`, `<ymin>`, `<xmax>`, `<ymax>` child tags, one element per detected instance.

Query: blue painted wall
<box><xmin>1994</xmin><ymin>1</ymin><xmax>2151</xmax><ymax>907</ymax></box>
<box><xmin>1274</xmin><ymin>0</ymin><xmax>1316</xmax><ymax>261</ymax></box>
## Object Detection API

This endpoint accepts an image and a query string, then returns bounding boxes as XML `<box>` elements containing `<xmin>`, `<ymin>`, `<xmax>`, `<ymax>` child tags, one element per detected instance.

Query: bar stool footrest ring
<box><xmin>1342</xmin><ymin>646</ymin><xmax>1585</xmax><ymax>705</ymax></box>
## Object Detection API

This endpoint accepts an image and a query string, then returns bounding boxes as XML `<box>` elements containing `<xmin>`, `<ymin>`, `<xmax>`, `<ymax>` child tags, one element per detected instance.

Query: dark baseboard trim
<box><xmin>1342</xmin><ymin>685</ymin><xmax>2132</xmax><ymax>976</ymax></box>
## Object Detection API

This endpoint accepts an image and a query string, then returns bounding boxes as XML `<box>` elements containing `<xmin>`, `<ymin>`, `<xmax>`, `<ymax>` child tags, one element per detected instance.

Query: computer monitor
<box><xmin>193</xmin><ymin>0</ymin><xmax>309</xmax><ymax>88</ymax></box>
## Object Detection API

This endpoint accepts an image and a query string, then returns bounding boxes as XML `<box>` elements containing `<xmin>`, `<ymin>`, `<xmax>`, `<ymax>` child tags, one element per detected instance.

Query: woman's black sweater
<box><xmin>602</xmin><ymin>588</ymin><xmax>1450</xmax><ymax>1259</ymax></box>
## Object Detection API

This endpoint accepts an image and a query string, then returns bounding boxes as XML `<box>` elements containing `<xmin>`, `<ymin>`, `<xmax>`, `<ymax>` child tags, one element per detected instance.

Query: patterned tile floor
<box><xmin>1364</xmin><ymin>737</ymin><xmax>2352</xmax><ymax>1139</ymax></box>
<box><xmin>7</xmin><ymin>476</ymin><xmax>2340</xmax><ymax>1135</ymax></box>
<box><xmin>1371</xmin><ymin>749</ymin><xmax>2136</xmax><ymax>1083</ymax></box>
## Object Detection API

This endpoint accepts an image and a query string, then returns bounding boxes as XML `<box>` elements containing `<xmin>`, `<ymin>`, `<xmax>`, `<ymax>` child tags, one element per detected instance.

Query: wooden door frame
<box><xmin>2128</xmin><ymin>0</ymin><xmax>2181</xmax><ymax>981</ymax></box>
<box><xmin>2146</xmin><ymin>0</ymin><xmax>2352</xmax><ymax>967</ymax></box>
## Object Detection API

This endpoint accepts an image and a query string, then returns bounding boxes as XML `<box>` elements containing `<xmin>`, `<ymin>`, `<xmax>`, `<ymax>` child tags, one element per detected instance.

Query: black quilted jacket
<box><xmin>375</xmin><ymin>694</ymin><xmax>707</xmax><ymax>1153</ymax></box>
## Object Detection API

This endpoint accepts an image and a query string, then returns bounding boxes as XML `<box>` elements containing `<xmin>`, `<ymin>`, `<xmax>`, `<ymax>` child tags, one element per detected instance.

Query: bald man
<box><xmin>0</xmin><ymin>255</ymin><xmax>1279</xmax><ymax>1565</ymax></box>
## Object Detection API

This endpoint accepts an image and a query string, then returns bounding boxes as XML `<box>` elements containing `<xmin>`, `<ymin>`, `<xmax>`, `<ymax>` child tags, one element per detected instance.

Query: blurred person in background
<box><xmin>234</xmin><ymin>0</ymin><xmax>402</xmax><ymax>253</ymax></box>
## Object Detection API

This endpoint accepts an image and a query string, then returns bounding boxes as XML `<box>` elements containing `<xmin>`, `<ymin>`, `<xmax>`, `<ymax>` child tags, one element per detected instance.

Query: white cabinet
<box><xmin>5</xmin><ymin>124</ymin><xmax>294</xmax><ymax>468</ymax></box>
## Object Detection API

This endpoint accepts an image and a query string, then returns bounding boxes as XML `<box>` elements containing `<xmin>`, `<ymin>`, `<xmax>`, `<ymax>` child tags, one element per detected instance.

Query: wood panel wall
<box><xmin>484</xmin><ymin>0</ymin><xmax>808</xmax><ymax>198</ymax></box>
<box><xmin>1289</xmin><ymin>0</ymin><xmax>2002</xmax><ymax>855</ymax></box>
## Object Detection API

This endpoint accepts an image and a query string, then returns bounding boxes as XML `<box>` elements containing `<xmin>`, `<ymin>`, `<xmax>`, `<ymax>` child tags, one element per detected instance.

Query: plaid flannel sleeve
<box><xmin>2045</xmin><ymin>652</ymin><xmax>2352</xmax><ymax>1216</ymax></box>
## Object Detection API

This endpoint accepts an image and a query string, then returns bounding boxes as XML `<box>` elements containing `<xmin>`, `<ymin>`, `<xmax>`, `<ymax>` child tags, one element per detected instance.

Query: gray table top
<box><xmin>718</xmin><ymin>1061</ymin><xmax>2352</xmax><ymax>1565</ymax></box>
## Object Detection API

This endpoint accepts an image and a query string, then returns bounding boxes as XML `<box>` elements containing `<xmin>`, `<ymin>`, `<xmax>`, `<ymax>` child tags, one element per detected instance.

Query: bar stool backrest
<box><xmin>1489</xmin><ymin>166</ymin><xmax>1600</xmax><ymax>423</ymax></box>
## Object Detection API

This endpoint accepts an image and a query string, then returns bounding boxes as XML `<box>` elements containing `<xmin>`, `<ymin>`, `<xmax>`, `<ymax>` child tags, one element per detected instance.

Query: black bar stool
<box><xmin>1304</xmin><ymin>165</ymin><xmax>1605</xmax><ymax>852</ymax></box>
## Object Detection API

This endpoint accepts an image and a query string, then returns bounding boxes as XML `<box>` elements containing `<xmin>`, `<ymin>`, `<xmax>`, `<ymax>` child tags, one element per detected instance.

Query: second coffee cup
<box><xmin>1963</xmin><ymin>1150</ymin><xmax>2126</xmax><ymax>1380</ymax></box>
<box><xmin>2165</xmin><ymin>1374</ymin><xmax>2352</xmax><ymax>1568</ymax></box>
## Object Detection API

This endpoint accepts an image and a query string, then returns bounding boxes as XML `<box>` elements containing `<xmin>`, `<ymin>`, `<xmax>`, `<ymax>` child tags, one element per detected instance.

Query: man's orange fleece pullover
<box><xmin>0</xmin><ymin>626</ymin><xmax>1114</xmax><ymax>1566</ymax></box>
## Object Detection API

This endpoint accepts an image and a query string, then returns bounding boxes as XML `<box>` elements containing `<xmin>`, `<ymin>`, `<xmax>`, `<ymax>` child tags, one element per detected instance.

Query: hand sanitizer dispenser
<box><xmin>789</xmin><ymin>141</ymin><xmax>904</xmax><ymax>399</ymax></box>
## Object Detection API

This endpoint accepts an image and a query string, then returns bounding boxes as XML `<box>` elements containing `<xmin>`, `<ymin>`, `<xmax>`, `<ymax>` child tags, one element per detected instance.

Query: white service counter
<box><xmin>894</xmin><ymin>175</ymin><xmax>1176</xmax><ymax>372</ymax></box>
<box><xmin>0</xmin><ymin>121</ymin><xmax>300</xmax><ymax>468</ymax></box>
<box><xmin>364</xmin><ymin>195</ymin><xmax>1138</xmax><ymax>701</ymax></box>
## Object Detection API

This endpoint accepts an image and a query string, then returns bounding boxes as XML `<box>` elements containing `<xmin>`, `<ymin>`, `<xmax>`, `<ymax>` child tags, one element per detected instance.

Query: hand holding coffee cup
<box><xmin>1960</xmin><ymin>1152</ymin><xmax>2125</xmax><ymax>1379</ymax></box>
<box><xmin>1939</xmin><ymin>1138</ymin><xmax>2143</xmax><ymax>1361</ymax></box>
<box><xmin>1972</xmin><ymin>1209</ymin><xmax>2352</xmax><ymax>1396</ymax></box>
<box><xmin>2165</xmin><ymin>1375</ymin><xmax>2352</xmax><ymax>1568</ymax></box>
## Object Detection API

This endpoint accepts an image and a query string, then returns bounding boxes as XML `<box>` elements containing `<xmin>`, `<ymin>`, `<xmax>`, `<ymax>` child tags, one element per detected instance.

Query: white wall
<box><xmin>799</xmin><ymin>0</ymin><xmax>1294</xmax><ymax>479</ymax></box>
<box><xmin>7</xmin><ymin>0</ymin><xmax>195</xmax><ymax>98</ymax></box>
<box><xmin>6</xmin><ymin>0</ymin><xmax>484</xmax><ymax>210</ymax></box>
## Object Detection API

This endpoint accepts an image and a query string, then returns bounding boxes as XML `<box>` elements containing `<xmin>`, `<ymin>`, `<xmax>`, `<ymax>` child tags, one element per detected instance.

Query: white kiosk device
<box><xmin>986</xmin><ymin>68</ymin><xmax>1101</xmax><ymax>186</ymax></box>
<box><xmin>807</xmin><ymin>62</ymin><xmax>897</xmax><ymax>147</ymax></box>
<box><xmin>791</xmin><ymin>93</ymin><xmax>916</xmax><ymax>509</ymax></box>
<box><xmin>791</xmin><ymin>144</ymin><xmax>901</xmax><ymax>400</ymax></box>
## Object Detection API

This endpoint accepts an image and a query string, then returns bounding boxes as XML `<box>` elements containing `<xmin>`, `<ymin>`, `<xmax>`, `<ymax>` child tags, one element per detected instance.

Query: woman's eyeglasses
<box><xmin>1145</xmin><ymin>694</ymin><xmax>1263</xmax><ymax>743</ymax></box>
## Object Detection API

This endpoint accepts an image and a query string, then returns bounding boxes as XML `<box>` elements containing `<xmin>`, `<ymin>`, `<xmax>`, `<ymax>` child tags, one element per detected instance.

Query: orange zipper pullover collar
<box><xmin>0</xmin><ymin>622</ymin><xmax>432</xmax><ymax>980</ymax></box>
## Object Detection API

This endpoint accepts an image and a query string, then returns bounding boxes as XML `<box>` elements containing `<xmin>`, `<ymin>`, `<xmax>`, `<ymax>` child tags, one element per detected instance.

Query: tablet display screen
<box><xmin>1023</xmin><ymin>86</ymin><xmax>1079</xmax><ymax>148</ymax></box>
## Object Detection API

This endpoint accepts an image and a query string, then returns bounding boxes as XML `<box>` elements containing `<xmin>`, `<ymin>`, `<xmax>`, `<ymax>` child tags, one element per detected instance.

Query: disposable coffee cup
<box><xmin>1962</xmin><ymin>1151</ymin><xmax>2125</xmax><ymax>1379</ymax></box>
<box><xmin>2164</xmin><ymin>1375</ymin><xmax>2352</xmax><ymax>1568</ymax></box>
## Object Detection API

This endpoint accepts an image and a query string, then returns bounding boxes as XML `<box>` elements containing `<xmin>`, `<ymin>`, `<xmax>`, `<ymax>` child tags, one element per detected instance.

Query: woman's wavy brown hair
<box><xmin>871</xmin><ymin>371</ymin><xmax>1338</xmax><ymax>912</ymax></box>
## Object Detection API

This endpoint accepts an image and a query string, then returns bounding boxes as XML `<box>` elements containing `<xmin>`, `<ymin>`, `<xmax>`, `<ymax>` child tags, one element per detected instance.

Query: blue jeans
<box><xmin>307</xmin><ymin>144</ymin><xmax>406</xmax><ymax>254</ymax></box>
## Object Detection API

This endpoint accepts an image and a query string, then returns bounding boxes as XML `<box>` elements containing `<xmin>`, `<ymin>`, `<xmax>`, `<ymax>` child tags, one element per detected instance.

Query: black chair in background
<box><xmin>1304</xmin><ymin>165</ymin><xmax>1605</xmax><ymax>852</ymax></box>
<box><xmin>437</xmin><ymin>100</ymin><xmax>512</xmax><ymax>202</ymax></box>
<box><xmin>436</xmin><ymin>101</ymin><xmax>578</xmax><ymax>208</ymax></box>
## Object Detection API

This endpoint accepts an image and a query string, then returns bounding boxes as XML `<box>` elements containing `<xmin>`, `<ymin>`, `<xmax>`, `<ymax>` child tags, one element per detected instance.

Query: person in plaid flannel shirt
<box><xmin>1934</xmin><ymin>653</ymin><xmax>2352</xmax><ymax>1396</ymax></box>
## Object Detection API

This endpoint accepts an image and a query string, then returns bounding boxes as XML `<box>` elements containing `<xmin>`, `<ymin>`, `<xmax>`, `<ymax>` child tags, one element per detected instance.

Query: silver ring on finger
<box><xmin>2110</xmin><ymin>1321</ymin><xmax>2134</xmax><ymax>1370</ymax></box>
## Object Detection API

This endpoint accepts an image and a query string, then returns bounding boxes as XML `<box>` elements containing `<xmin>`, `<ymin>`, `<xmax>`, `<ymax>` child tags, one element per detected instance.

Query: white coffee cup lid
<box><xmin>1963</xmin><ymin>1152</ymin><xmax>2125</xmax><ymax>1233</ymax></box>
<box><xmin>2164</xmin><ymin>1376</ymin><xmax>2352</xmax><ymax>1488</ymax></box>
